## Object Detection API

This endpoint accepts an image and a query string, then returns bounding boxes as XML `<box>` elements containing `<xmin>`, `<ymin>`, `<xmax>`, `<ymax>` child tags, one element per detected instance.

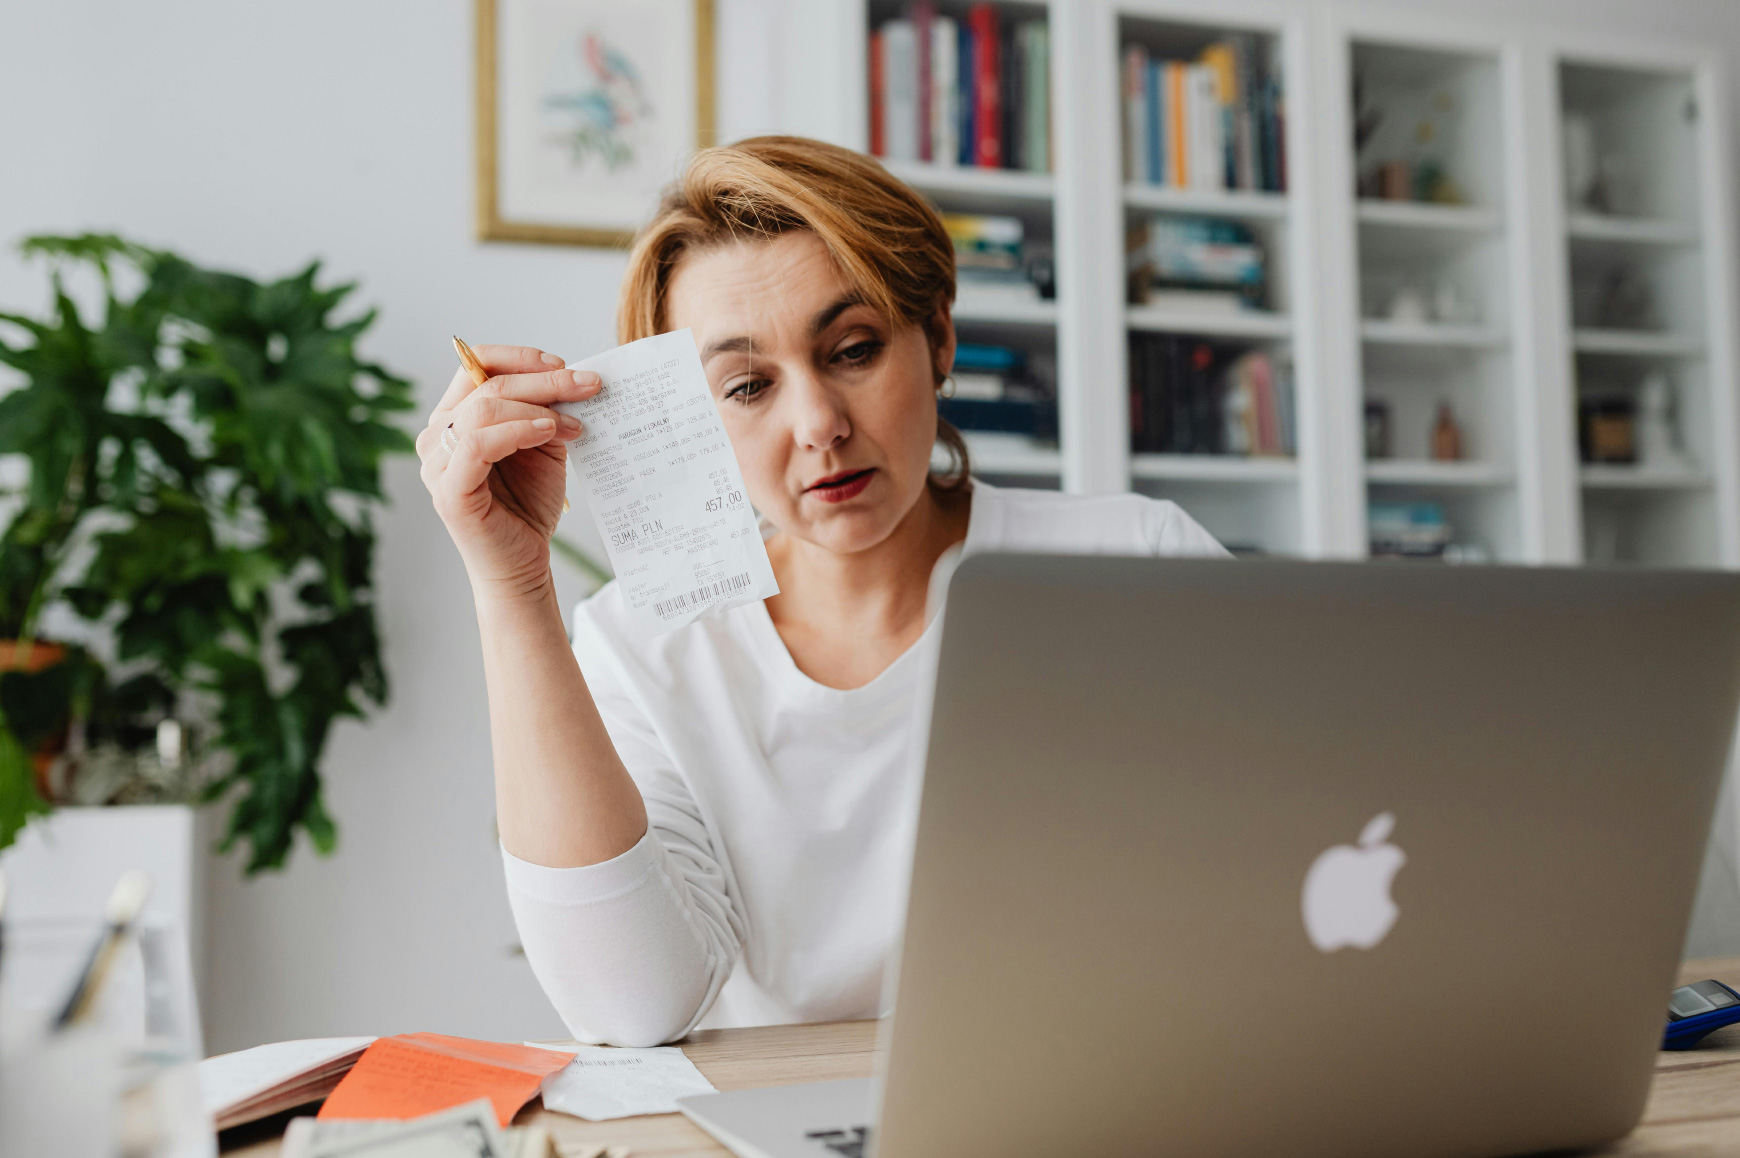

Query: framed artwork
<box><xmin>476</xmin><ymin>0</ymin><xmax>715</xmax><ymax>247</ymax></box>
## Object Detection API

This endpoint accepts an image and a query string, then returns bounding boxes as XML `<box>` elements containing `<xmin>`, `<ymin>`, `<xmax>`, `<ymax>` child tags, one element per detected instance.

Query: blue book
<box><xmin>958</xmin><ymin>26</ymin><xmax>975</xmax><ymax>165</ymax></box>
<box><xmin>1144</xmin><ymin>60</ymin><xmax>1162</xmax><ymax>185</ymax></box>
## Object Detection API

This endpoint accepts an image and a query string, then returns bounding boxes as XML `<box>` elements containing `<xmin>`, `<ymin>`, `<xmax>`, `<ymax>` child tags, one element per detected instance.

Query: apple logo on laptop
<box><xmin>1302</xmin><ymin>812</ymin><xmax>1405</xmax><ymax>952</ymax></box>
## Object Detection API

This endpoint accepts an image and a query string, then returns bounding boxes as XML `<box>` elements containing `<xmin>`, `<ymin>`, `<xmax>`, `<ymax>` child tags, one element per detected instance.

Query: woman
<box><xmin>418</xmin><ymin>137</ymin><xmax>1227</xmax><ymax>1046</ymax></box>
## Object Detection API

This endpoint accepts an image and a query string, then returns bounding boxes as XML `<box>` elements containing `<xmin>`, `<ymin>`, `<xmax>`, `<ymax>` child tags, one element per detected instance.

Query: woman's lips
<box><xmin>806</xmin><ymin>468</ymin><xmax>875</xmax><ymax>504</ymax></box>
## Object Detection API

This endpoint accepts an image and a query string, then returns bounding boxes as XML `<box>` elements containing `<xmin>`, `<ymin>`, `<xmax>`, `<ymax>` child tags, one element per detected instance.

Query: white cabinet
<box><xmin>842</xmin><ymin>0</ymin><xmax>1740</xmax><ymax>568</ymax></box>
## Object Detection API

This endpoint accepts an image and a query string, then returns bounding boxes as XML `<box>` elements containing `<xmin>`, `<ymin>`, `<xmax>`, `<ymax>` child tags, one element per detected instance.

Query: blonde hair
<box><xmin>618</xmin><ymin>135</ymin><xmax>969</xmax><ymax>488</ymax></box>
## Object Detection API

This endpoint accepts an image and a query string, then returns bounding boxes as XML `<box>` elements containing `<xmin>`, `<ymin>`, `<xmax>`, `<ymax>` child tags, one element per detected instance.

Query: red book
<box><xmin>968</xmin><ymin>3</ymin><xmax>1001</xmax><ymax>168</ymax></box>
<box><xmin>869</xmin><ymin>30</ymin><xmax>885</xmax><ymax>156</ymax></box>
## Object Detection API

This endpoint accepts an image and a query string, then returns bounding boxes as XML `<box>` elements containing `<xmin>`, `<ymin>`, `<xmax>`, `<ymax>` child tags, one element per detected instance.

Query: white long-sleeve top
<box><xmin>501</xmin><ymin>481</ymin><xmax>1227</xmax><ymax>1045</ymax></box>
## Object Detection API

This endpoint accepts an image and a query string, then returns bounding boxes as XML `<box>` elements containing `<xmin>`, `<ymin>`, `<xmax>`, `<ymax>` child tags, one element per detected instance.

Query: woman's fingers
<box><xmin>438</xmin><ymin>418</ymin><xmax>565</xmax><ymax>507</ymax></box>
<box><xmin>472</xmin><ymin>368</ymin><xmax>602</xmax><ymax>409</ymax></box>
<box><xmin>431</xmin><ymin>344</ymin><xmax>567</xmax><ymax>413</ymax></box>
<box><xmin>456</xmin><ymin>394</ymin><xmax>585</xmax><ymax>439</ymax></box>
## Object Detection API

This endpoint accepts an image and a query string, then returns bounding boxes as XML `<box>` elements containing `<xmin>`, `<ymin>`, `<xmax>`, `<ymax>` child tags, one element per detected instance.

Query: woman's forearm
<box><xmin>476</xmin><ymin>576</ymin><xmax>648</xmax><ymax>868</ymax></box>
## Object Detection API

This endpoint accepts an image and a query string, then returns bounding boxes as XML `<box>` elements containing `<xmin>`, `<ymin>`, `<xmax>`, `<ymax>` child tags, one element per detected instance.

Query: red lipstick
<box><xmin>806</xmin><ymin>468</ymin><xmax>875</xmax><ymax>504</ymax></box>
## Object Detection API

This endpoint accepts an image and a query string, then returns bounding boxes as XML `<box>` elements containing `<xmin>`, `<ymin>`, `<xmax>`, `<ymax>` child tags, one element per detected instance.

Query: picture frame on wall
<box><xmin>476</xmin><ymin>0</ymin><xmax>715</xmax><ymax>247</ymax></box>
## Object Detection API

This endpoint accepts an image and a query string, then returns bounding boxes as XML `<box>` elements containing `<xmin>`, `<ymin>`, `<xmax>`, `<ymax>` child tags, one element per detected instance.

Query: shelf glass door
<box><xmin>1117</xmin><ymin>8</ymin><xmax>1301</xmax><ymax>556</ymax></box>
<box><xmin>1559</xmin><ymin>60</ymin><xmax>1716</xmax><ymax>565</ymax></box>
<box><xmin>1350</xmin><ymin>38</ymin><xmax>1518</xmax><ymax>562</ymax></box>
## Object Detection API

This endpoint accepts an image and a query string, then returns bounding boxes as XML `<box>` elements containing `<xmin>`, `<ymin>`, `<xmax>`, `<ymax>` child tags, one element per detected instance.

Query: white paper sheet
<box><xmin>554</xmin><ymin>329</ymin><xmax>778</xmax><ymax>637</ymax></box>
<box><xmin>199</xmin><ymin>1036</ymin><xmax>376</xmax><ymax>1116</ymax></box>
<box><xmin>532</xmin><ymin>1043</ymin><xmax>718</xmax><ymax>1121</ymax></box>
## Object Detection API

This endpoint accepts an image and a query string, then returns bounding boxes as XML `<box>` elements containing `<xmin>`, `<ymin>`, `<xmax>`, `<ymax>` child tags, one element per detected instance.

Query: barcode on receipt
<box><xmin>654</xmin><ymin>572</ymin><xmax>753</xmax><ymax>619</ymax></box>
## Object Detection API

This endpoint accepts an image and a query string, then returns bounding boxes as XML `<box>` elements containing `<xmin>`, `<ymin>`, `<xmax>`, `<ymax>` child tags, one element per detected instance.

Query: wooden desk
<box><xmin>231</xmin><ymin>957</ymin><xmax>1740</xmax><ymax>1157</ymax></box>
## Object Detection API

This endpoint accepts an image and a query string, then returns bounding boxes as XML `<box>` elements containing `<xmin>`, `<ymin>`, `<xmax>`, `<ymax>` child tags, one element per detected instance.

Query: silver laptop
<box><xmin>680</xmin><ymin>555</ymin><xmax>1740</xmax><ymax>1158</ymax></box>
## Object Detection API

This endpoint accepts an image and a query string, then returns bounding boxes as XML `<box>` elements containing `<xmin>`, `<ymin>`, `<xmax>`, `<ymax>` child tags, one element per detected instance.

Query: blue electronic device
<box><xmin>1663</xmin><ymin>979</ymin><xmax>1740</xmax><ymax>1049</ymax></box>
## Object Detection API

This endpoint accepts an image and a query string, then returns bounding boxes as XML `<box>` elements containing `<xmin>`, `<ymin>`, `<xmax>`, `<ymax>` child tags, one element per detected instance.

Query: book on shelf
<box><xmin>1126</xmin><ymin>215</ymin><xmax>1266</xmax><ymax>308</ymax></box>
<box><xmin>1122</xmin><ymin>33</ymin><xmax>1285</xmax><ymax>193</ymax></box>
<box><xmin>943</xmin><ymin>342</ymin><xmax>1057</xmax><ymax>439</ymax></box>
<box><xmin>870</xmin><ymin>4</ymin><xmax>1050</xmax><ymax>173</ymax></box>
<box><xmin>1369</xmin><ymin>502</ymin><xmax>1451</xmax><ymax>558</ymax></box>
<box><xmin>944</xmin><ymin>212</ymin><xmax>1051</xmax><ymax>301</ymax></box>
<box><xmin>1128</xmin><ymin>336</ymin><xmax>1294</xmax><ymax>457</ymax></box>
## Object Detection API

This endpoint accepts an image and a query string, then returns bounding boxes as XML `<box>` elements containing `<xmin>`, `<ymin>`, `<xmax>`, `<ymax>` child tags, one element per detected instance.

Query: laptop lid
<box><xmin>874</xmin><ymin>556</ymin><xmax>1740</xmax><ymax>1158</ymax></box>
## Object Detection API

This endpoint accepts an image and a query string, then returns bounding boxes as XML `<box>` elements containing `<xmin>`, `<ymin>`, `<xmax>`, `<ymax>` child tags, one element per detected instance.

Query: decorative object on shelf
<box><xmin>1563</xmin><ymin>110</ymin><xmax>1600</xmax><ymax>212</ymax></box>
<box><xmin>1386</xmin><ymin>286</ymin><xmax>1430</xmax><ymax>324</ymax></box>
<box><xmin>1432</xmin><ymin>279</ymin><xmax>1479</xmax><ymax>326</ymax></box>
<box><xmin>1579</xmin><ymin>395</ymin><xmax>1637</xmax><ymax>464</ymax></box>
<box><xmin>475</xmin><ymin>0</ymin><xmax>714</xmax><ymax>247</ymax></box>
<box><xmin>1355</xmin><ymin>78</ymin><xmax>1466</xmax><ymax>205</ymax></box>
<box><xmin>1122</xmin><ymin>32</ymin><xmax>1286</xmax><ymax>193</ymax></box>
<box><xmin>1562</xmin><ymin>102</ymin><xmax>1643</xmax><ymax>217</ymax></box>
<box><xmin>1430</xmin><ymin>402</ymin><xmax>1464</xmax><ymax>462</ymax></box>
<box><xmin>1583</xmin><ymin>264</ymin><xmax>1659</xmax><ymax>331</ymax></box>
<box><xmin>1126</xmin><ymin>216</ymin><xmax>1266</xmax><ymax>309</ymax></box>
<box><xmin>1364</xmin><ymin>400</ymin><xmax>1392</xmax><ymax>460</ymax></box>
<box><xmin>1352</xmin><ymin>71</ymin><xmax>1384</xmax><ymax>160</ymax></box>
<box><xmin>1637</xmin><ymin>372</ymin><xmax>1693</xmax><ymax>469</ymax></box>
<box><xmin>872</xmin><ymin>3</ymin><xmax>1050</xmax><ymax>173</ymax></box>
<box><xmin>0</xmin><ymin>234</ymin><xmax>415</xmax><ymax>870</ymax></box>
<box><xmin>1376</xmin><ymin>159</ymin><xmax>1411</xmax><ymax>201</ymax></box>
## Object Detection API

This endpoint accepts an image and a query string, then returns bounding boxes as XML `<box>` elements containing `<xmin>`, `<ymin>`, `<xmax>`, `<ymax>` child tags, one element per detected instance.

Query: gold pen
<box><xmin>54</xmin><ymin>869</ymin><xmax>151</xmax><ymax>1030</ymax></box>
<box><xmin>452</xmin><ymin>335</ymin><xmax>570</xmax><ymax>514</ymax></box>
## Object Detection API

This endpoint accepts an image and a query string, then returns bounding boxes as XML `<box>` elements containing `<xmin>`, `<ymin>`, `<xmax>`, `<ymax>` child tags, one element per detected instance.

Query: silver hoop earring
<box><xmin>939</xmin><ymin>375</ymin><xmax>957</xmax><ymax>399</ymax></box>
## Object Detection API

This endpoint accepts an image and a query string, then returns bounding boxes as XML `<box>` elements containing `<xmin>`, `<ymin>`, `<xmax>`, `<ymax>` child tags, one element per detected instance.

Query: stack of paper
<box><xmin>200</xmin><ymin>1036</ymin><xmax>376</xmax><ymax>1131</ymax></box>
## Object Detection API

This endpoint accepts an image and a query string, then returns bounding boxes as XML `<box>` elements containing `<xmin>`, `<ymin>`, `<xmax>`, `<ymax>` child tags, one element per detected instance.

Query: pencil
<box><xmin>452</xmin><ymin>336</ymin><xmax>570</xmax><ymax>514</ymax></box>
<box><xmin>54</xmin><ymin>869</ymin><xmax>151</xmax><ymax>1030</ymax></box>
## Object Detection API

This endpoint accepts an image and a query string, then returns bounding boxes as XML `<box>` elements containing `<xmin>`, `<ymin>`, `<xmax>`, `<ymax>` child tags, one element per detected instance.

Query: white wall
<box><xmin>0</xmin><ymin>0</ymin><xmax>631</xmax><ymax>1051</ymax></box>
<box><xmin>5</xmin><ymin>0</ymin><xmax>1740</xmax><ymax>1055</ymax></box>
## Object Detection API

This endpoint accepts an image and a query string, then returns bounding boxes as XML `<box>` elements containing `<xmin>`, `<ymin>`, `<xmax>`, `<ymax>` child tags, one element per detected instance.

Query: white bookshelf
<box><xmin>842</xmin><ymin>1</ymin><xmax>1739</xmax><ymax>566</ymax></box>
<box><xmin>863</xmin><ymin>2</ymin><xmax>1062</xmax><ymax>485</ymax></box>
<box><xmin>1126</xmin><ymin>307</ymin><xmax>1292</xmax><ymax>339</ymax></box>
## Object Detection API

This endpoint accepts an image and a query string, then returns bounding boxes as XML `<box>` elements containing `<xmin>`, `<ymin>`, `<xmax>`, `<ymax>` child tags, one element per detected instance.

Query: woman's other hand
<box><xmin>418</xmin><ymin>345</ymin><xmax>601</xmax><ymax>600</ymax></box>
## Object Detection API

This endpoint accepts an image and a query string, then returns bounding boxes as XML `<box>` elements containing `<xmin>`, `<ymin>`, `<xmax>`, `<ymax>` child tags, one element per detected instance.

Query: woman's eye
<box><xmin>834</xmin><ymin>340</ymin><xmax>883</xmax><ymax>366</ymax></box>
<box><xmin>724</xmin><ymin>378</ymin><xmax>772</xmax><ymax>404</ymax></box>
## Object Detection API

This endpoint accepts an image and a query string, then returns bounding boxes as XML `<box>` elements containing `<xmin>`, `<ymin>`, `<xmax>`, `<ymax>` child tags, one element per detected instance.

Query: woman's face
<box><xmin>664</xmin><ymin>230</ymin><xmax>953</xmax><ymax>555</ymax></box>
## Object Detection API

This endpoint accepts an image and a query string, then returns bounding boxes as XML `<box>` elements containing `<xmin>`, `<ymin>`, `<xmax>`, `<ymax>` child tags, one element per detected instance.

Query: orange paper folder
<box><xmin>317</xmin><ymin>1033</ymin><xmax>574</xmax><ymax>1127</ymax></box>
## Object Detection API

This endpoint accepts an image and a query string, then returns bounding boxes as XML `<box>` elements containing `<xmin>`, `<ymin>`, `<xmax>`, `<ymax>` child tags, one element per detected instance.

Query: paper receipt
<box><xmin>554</xmin><ymin>329</ymin><xmax>779</xmax><ymax>636</ymax></box>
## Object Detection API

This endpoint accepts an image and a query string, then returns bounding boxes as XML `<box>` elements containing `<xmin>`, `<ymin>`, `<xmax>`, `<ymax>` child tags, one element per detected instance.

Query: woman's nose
<box><xmin>787</xmin><ymin>372</ymin><xmax>851</xmax><ymax>452</ymax></box>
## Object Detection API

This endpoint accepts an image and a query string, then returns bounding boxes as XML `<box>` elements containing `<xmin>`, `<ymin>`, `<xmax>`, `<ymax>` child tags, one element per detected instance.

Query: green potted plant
<box><xmin>0</xmin><ymin>234</ymin><xmax>414</xmax><ymax>872</ymax></box>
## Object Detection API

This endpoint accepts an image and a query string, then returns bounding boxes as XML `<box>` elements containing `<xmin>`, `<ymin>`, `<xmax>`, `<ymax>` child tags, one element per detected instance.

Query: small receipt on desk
<box><xmin>554</xmin><ymin>329</ymin><xmax>778</xmax><ymax>636</ymax></box>
<box><xmin>534</xmin><ymin>1044</ymin><xmax>718</xmax><ymax>1121</ymax></box>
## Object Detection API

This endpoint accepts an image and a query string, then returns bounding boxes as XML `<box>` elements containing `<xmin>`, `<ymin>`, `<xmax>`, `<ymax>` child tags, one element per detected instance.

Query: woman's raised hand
<box><xmin>417</xmin><ymin>345</ymin><xmax>601</xmax><ymax>599</ymax></box>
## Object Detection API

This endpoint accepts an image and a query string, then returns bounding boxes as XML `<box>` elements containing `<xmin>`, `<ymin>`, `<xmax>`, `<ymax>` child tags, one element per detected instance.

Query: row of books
<box><xmin>1126</xmin><ymin>215</ymin><xmax>1267</xmax><ymax>310</ymax></box>
<box><xmin>944</xmin><ymin>212</ymin><xmax>1054</xmax><ymax>302</ymax></box>
<box><xmin>939</xmin><ymin>342</ymin><xmax>1057</xmax><ymax>439</ymax></box>
<box><xmin>870</xmin><ymin>4</ymin><xmax>1050</xmax><ymax>173</ymax></box>
<box><xmin>1122</xmin><ymin>36</ymin><xmax>1286</xmax><ymax>193</ymax></box>
<box><xmin>1369</xmin><ymin>502</ymin><xmax>1452</xmax><ymax>558</ymax></box>
<box><xmin>1129</xmin><ymin>336</ymin><xmax>1295</xmax><ymax>457</ymax></box>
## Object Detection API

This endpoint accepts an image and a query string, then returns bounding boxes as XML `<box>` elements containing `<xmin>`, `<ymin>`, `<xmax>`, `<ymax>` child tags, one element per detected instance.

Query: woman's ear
<box><xmin>928</xmin><ymin>299</ymin><xmax>957</xmax><ymax>385</ymax></box>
